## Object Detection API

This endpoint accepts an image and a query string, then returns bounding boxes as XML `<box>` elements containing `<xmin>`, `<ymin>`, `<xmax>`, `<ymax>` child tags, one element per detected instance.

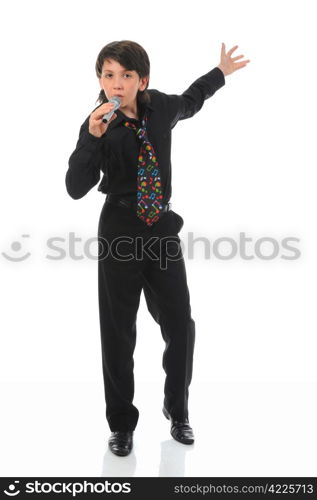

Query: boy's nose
<box><xmin>113</xmin><ymin>78</ymin><xmax>123</xmax><ymax>88</ymax></box>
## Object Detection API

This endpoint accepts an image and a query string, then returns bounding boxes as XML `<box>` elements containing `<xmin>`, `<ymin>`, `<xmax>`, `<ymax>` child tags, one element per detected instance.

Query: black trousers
<box><xmin>97</xmin><ymin>200</ymin><xmax>195</xmax><ymax>432</ymax></box>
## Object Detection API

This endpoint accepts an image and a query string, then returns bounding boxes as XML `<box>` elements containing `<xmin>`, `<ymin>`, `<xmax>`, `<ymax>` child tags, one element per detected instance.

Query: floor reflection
<box><xmin>100</xmin><ymin>437</ymin><xmax>194</xmax><ymax>477</ymax></box>
<box><xmin>159</xmin><ymin>439</ymin><xmax>194</xmax><ymax>476</ymax></box>
<box><xmin>101</xmin><ymin>448</ymin><xmax>137</xmax><ymax>477</ymax></box>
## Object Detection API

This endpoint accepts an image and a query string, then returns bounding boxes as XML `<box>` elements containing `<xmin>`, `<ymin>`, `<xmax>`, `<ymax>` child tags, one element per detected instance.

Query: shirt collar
<box><xmin>105</xmin><ymin>96</ymin><xmax>154</xmax><ymax>131</ymax></box>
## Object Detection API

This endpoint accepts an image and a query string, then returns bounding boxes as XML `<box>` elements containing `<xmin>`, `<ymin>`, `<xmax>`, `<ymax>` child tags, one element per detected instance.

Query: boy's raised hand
<box><xmin>89</xmin><ymin>102</ymin><xmax>117</xmax><ymax>138</ymax></box>
<box><xmin>217</xmin><ymin>43</ymin><xmax>250</xmax><ymax>76</ymax></box>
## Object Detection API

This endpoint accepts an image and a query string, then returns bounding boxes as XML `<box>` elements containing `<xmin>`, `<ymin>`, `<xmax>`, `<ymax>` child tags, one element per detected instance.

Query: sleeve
<box><xmin>65</xmin><ymin>115</ymin><xmax>104</xmax><ymax>200</ymax></box>
<box><xmin>165</xmin><ymin>66</ymin><xmax>225</xmax><ymax>129</ymax></box>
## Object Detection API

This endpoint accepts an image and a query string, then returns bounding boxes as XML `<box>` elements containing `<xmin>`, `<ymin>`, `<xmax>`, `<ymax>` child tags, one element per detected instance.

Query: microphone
<box><xmin>102</xmin><ymin>96</ymin><xmax>121</xmax><ymax>123</ymax></box>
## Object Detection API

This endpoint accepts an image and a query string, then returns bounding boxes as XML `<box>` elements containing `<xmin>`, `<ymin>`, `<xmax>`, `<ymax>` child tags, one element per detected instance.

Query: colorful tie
<box><xmin>123</xmin><ymin>112</ymin><xmax>164</xmax><ymax>226</ymax></box>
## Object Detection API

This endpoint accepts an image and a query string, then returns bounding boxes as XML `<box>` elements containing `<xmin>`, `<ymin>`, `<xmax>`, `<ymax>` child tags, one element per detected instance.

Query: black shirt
<box><xmin>65</xmin><ymin>66</ymin><xmax>225</xmax><ymax>203</ymax></box>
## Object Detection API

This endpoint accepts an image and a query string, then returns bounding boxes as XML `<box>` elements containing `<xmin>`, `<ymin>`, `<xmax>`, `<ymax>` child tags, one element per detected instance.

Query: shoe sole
<box><xmin>172</xmin><ymin>434</ymin><xmax>194</xmax><ymax>445</ymax></box>
<box><xmin>109</xmin><ymin>448</ymin><xmax>132</xmax><ymax>457</ymax></box>
<box><xmin>108</xmin><ymin>443</ymin><xmax>132</xmax><ymax>456</ymax></box>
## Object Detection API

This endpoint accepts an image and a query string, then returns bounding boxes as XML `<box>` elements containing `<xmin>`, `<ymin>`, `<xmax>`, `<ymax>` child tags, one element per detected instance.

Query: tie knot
<box><xmin>123</xmin><ymin>112</ymin><xmax>148</xmax><ymax>140</ymax></box>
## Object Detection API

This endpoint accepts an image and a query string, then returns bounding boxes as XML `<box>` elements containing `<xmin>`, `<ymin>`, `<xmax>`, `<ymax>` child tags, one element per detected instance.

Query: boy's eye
<box><xmin>104</xmin><ymin>74</ymin><xmax>132</xmax><ymax>78</ymax></box>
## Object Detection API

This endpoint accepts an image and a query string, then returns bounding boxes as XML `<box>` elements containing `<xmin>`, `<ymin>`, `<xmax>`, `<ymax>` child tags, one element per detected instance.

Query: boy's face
<box><xmin>99</xmin><ymin>58</ymin><xmax>148</xmax><ymax>112</ymax></box>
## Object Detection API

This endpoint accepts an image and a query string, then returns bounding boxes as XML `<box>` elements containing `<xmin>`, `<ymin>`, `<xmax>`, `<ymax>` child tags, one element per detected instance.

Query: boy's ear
<box><xmin>140</xmin><ymin>76</ymin><xmax>149</xmax><ymax>91</ymax></box>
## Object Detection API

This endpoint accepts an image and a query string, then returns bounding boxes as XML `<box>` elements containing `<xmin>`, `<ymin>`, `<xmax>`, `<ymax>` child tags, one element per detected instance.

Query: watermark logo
<box><xmin>1</xmin><ymin>231</ymin><xmax>301</xmax><ymax>270</ymax></box>
<box><xmin>1</xmin><ymin>235</ymin><xmax>31</xmax><ymax>262</ymax></box>
<box><xmin>3</xmin><ymin>480</ymin><xmax>20</xmax><ymax>496</ymax></box>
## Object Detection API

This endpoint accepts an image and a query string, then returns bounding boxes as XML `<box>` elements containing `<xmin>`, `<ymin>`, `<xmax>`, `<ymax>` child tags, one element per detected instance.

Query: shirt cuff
<box><xmin>210</xmin><ymin>66</ymin><xmax>226</xmax><ymax>88</ymax></box>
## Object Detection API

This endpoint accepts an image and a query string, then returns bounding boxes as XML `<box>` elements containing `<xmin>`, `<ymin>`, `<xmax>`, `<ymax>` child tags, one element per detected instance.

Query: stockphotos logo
<box><xmin>3</xmin><ymin>480</ymin><xmax>132</xmax><ymax>496</ymax></box>
<box><xmin>1</xmin><ymin>231</ymin><xmax>301</xmax><ymax>264</ymax></box>
<box><xmin>3</xmin><ymin>481</ymin><xmax>20</xmax><ymax>496</ymax></box>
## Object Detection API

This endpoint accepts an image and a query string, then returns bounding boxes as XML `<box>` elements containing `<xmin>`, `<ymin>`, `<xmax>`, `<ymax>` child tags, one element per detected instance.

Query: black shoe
<box><xmin>108</xmin><ymin>431</ymin><xmax>133</xmax><ymax>456</ymax></box>
<box><xmin>163</xmin><ymin>406</ymin><xmax>194</xmax><ymax>444</ymax></box>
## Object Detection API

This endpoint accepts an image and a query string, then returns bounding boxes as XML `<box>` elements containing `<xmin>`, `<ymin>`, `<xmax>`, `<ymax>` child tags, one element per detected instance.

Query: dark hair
<box><xmin>95</xmin><ymin>40</ymin><xmax>150</xmax><ymax>107</ymax></box>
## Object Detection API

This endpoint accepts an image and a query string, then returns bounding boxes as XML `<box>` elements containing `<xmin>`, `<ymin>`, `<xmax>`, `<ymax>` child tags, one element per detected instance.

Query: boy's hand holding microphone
<box><xmin>89</xmin><ymin>96</ymin><xmax>121</xmax><ymax>138</ymax></box>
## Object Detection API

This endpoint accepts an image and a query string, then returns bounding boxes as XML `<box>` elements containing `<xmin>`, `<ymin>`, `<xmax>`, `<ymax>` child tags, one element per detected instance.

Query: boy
<box><xmin>66</xmin><ymin>40</ymin><xmax>250</xmax><ymax>456</ymax></box>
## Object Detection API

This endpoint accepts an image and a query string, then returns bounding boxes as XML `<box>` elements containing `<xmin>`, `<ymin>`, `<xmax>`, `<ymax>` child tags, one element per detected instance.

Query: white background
<box><xmin>0</xmin><ymin>0</ymin><xmax>316</xmax><ymax>477</ymax></box>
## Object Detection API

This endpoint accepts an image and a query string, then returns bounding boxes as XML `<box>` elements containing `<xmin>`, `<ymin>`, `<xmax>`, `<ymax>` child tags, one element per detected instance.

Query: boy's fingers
<box><xmin>228</xmin><ymin>45</ymin><xmax>238</xmax><ymax>56</ymax></box>
<box><xmin>234</xmin><ymin>61</ymin><xmax>250</xmax><ymax>69</ymax></box>
<box><xmin>94</xmin><ymin>107</ymin><xmax>115</xmax><ymax>119</ymax></box>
